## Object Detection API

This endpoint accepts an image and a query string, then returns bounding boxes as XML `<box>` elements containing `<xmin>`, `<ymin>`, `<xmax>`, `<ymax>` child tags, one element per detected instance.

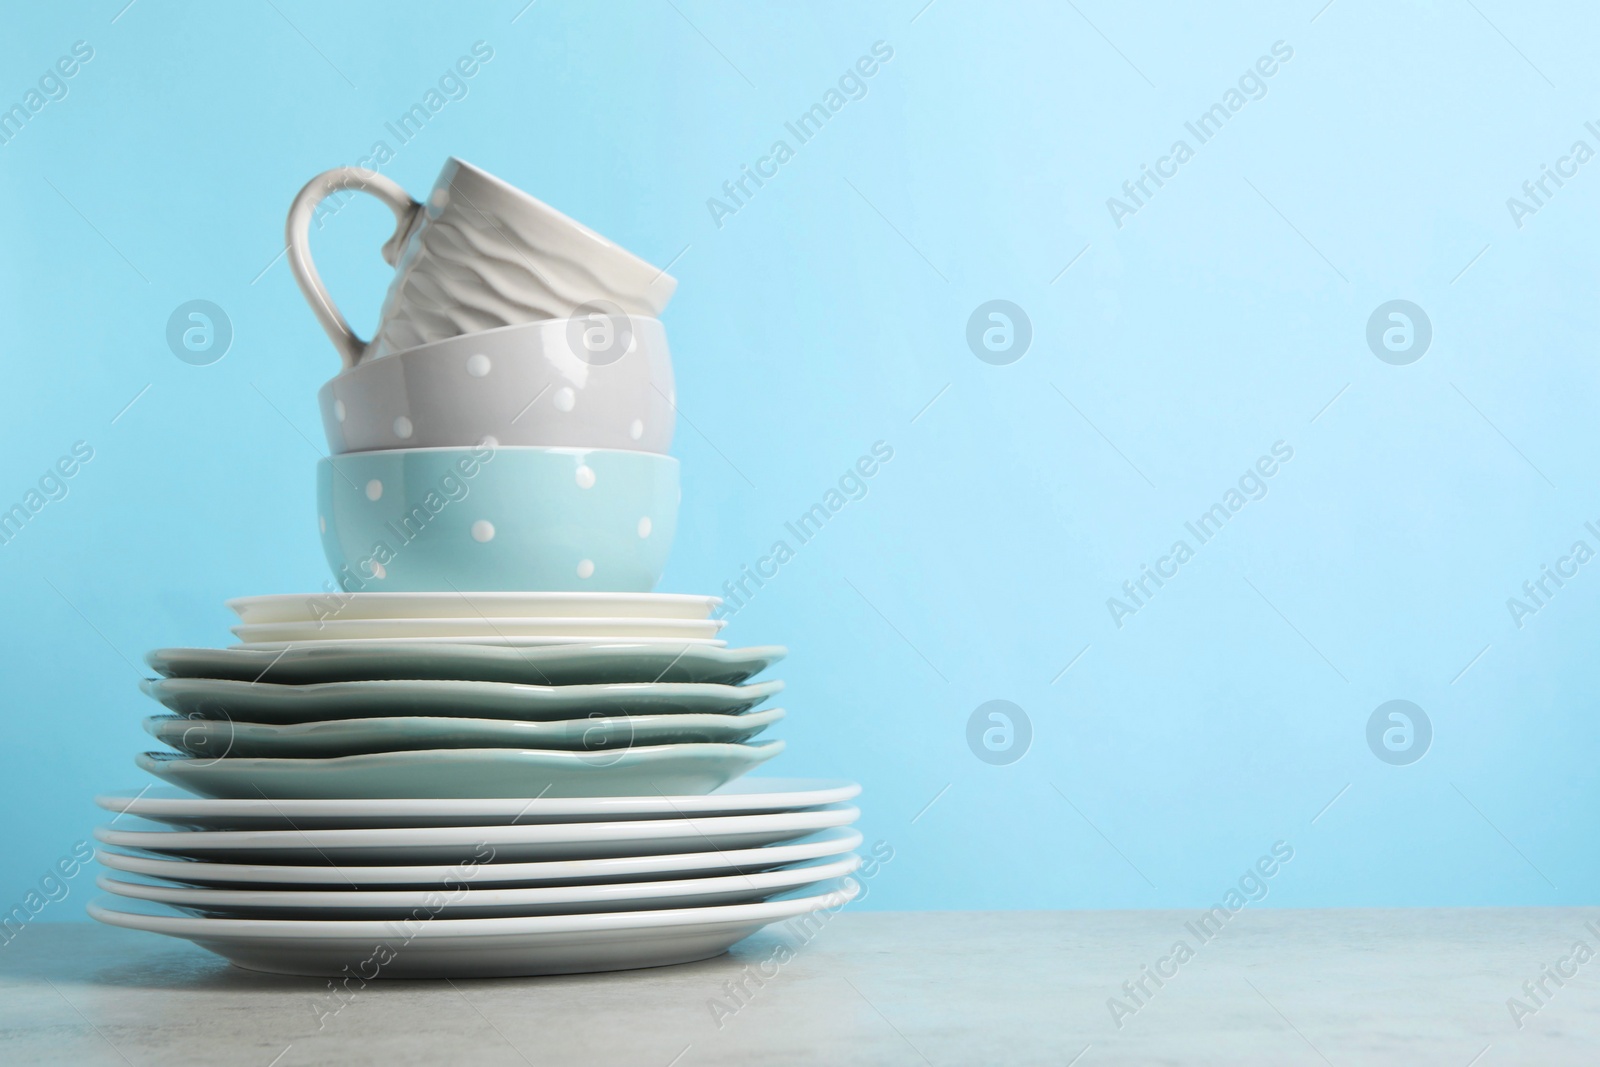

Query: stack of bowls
<box><xmin>315</xmin><ymin>312</ymin><xmax>681</xmax><ymax>592</ymax></box>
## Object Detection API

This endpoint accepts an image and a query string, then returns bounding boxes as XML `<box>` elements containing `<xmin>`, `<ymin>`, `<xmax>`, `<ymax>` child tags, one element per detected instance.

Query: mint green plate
<box><xmin>146</xmin><ymin>707</ymin><xmax>785</xmax><ymax>758</ymax></box>
<box><xmin>140</xmin><ymin>677</ymin><xmax>782</xmax><ymax>724</ymax></box>
<box><xmin>136</xmin><ymin>741</ymin><xmax>784</xmax><ymax>799</ymax></box>
<box><xmin>145</xmin><ymin>642</ymin><xmax>785</xmax><ymax>686</ymax></box>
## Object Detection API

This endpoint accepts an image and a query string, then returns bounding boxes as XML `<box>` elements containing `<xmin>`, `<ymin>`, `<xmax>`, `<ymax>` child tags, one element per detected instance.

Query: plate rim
<box><xmin>229</xmin><ymin>636</ymin><xmax>731</xmax><ymax>650</ymax></box>
<box><xmin>93</xmin><ymin>805</ymin><xmax>860</xmax><ymax>851</ymax></box>
<box><xmin>228</xmin><ymin>591</ymin><xmax>723</xmax><ymax>611</ymax></box>
<box><xmin>148</xmin><ymin>641</ymin><xmax>788</xmax><ymax>667</ymax></box>
<box><xmin>142</xmin><ymin>706</ymin><xmax>787</xmax><ymax>739</ymax></box>
<box><xmin>92</xmin><ymin>827</ymin><xmax>865</xmax><ymax>885</ymax></box>
<box><xmin>135</xmin><ymin>738</ymin><xmax>785</xmax><ymax>770</ymax></box>
<box><xmin>95</xmin><ymin>853</ymin><xmax>861</xmax><ymax>910</ymax></box>
<box><xmin>88</xmin><ymin>882</ymin><xmax>861</xmax><ymax>939</ymax></box>
<box><xmin>95</xmin><ymin>776</ymin><xmax>859</xmax><ymax>821</ymax></box>
<box><xmin>232</xmin><ymin>616</ymin><xmax>727</xmax><ymax>637</ymax></box>
<box><xmin>139</xmin><ymin>676</ymin><xmax>785</xmax><ymax>696</ymax></box>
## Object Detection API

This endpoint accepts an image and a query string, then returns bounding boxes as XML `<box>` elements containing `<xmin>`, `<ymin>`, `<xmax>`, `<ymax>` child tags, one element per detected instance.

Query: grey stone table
<box><xmin>3</xmin><ymin>910</ymin><xmax>1599</xmax><ymax>1065</ymax></box>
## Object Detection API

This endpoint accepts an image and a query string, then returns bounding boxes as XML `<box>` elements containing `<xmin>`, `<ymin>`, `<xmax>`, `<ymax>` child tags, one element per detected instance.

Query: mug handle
<box><xmin>286</xmin><ymin>166</ymin><xmax>423</xmax><ymax>370</ymax></box>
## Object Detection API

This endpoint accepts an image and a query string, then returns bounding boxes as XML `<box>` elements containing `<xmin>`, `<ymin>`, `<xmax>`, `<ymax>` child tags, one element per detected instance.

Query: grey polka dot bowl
<box><xmin>317</xmin><ymin>315</ymin><xmax>675</xmax><ymax>455</ymax></box>
<box><xmin>316</xmin><ymin>445</ymin><xmax>679</xmax><ymax>592</ymax></box>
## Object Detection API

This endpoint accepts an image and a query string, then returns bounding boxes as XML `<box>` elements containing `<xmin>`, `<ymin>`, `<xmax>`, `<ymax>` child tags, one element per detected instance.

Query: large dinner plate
<box><xmin>135</xmin><ymin>741</ymin><xmax>784</xmax><ymax>799</ymax></box>
<box><xmin>97</xmin><ymin>854</ymin><xmax>859</xmax><ymax>919</ymax></box>
<box><xmin>88</xmin><ymin>883</ymin><xmax>860</xmax><ymax>977</ymax></box>
<box><xmin>147</xmin><ymin>642</ymin><xmax>785</xmax><ymax>686</ymax></box>
<box><xmin>139</xmin><ymin>677</ymin><xmax>783</xmax><ymax>724</ymax></box>
<box><xmin>96</xmin><ymin>779</ymin><xmax>862</xmax><ymax>829</ymax></box>
<box><xmin>93</xmin><ymin>827</ymin><xmax>863</xmax><ymax>886</ymax></box>
<box><xmin>93</xmin><ymin>806</ymin><xmax>859</xmax><ymax>863</ymax></box>
<box><xmin>228</xmin><ymin>592</ymin><xmax>721</xmax><ymax>624</ymax></box>
<box><xmin>145</xmin><ymin>707</ymin><xmax>785</xmax><ymax>758</ymax></box>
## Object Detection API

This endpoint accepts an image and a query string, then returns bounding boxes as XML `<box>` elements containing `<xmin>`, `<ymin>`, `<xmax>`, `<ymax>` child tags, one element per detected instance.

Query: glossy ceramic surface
<box><xmin>135</xmin><ymin>740</ymin><xmax>784</xmax><ymax>799</ymax></box>
<box><xmin>287</xmin><ymin>158</ymin><xmax>677</xmax><ymax>368</ymax></box>
<box><xmin>97</xmin><ymin>855</ymin><xmax>858</xmax><ymax>919</ymax></box>
<box><xmin>318</xmin><ymin>446</ymin><xmax>678</xmax><ymax>592</ymax></box>
<box><xmin>140</xmin><ymin>676</ymin><xmax>783</xmax><ymax>724</ymax></box>
<box><xmin>94</xmin><ymin>806</ymin><xmax>858</xmax><ymax>863</ymax></box>
<box><xmin>146</xmin><ymin>642</ymin><xmax>787</xmax><ymax>686</ymax></box>
<box><xmin>95</xmin><ymin>779</ymin><xmax>860</xmax><ymax>830</ymax></box>
<box><xmin>145</xmin><ymin>707</ymin><xmax>785</xmax><ymax>758</ymax></box>
<box><xmin>229</xmin><ymin>616</ymin><xmax>722</xmax><ymax>645</ymax></box>
<box><xmin>92</xmin><ymin>831</ymin><xmax>864</xmax><ymax>889</ymax></box>
<box><xmin>88</xmin><ymin>884</ymin><xmax>858</xmax><ymax>977</ymax></box>
<box><xmin>93</xmin><ymin>828</ymin><xmax>864</xmax><ymax>885</ymax></box>
<box><xmin>318</xmin><ymin>316</ymin><xmax>675</xmax><ymax>454</ymax></box>
<box><xmin>232</xmin><ymin>636</ymin><xmax>726</xmax><ymax>651</ymax></box>
<box><xmin>226</xmin><ymin>591</ymin><xmax>719</xmax><ymax>625</ymax></box>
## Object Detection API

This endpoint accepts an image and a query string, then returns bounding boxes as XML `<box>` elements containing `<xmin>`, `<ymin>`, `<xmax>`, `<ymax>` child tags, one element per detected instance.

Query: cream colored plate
<box><xmin>228</xmin><ymin>592</ymin><xmax>720</xmax><ymax>624</ymax></box>
<box><xmin>231</xmin><ymin>615</ymin><xmax>724</xmax><ymax>644</ymax></box>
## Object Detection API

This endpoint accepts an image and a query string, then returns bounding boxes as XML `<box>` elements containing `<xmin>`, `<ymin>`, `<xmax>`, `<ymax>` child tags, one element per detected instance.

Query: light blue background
<box><xmin>1</xmin><ymin>0</ymin><xmax>1596</xmax><ymax>915</ymax></box>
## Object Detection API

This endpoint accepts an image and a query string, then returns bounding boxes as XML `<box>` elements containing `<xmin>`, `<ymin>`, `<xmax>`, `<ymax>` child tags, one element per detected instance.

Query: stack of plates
<box><xmin>226</xmin><ymin>591</ymin><xmax>731</xmax><ymax>649</ymax></box>
<box><xmin>90</xmin><ymin>784</ymin><xmax>861</xmax><ymax>977</ymax></box>
<box><xmin>90</xmin><ymin>592</ymin><xmax>863</xmax><ymax>977</ymax></box>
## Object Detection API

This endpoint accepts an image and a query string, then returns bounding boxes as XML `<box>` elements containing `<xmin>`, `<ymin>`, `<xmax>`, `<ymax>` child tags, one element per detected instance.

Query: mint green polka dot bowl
<box><xmin>316</xmin><ymin>446</ymin><xmax>678</xmax><ymax>592</ymax></box>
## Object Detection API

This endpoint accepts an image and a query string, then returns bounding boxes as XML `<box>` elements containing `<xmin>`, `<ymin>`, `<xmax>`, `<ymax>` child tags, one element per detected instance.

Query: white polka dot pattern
<box><xmin>316</xmin><ymin>317</ymin><xmax>675</xmax><ymax>455</ymax></box>
<box><xmin>319</xmin><ymin>448</ymin><xmax>677</xmax><ymax>594</ymax></box>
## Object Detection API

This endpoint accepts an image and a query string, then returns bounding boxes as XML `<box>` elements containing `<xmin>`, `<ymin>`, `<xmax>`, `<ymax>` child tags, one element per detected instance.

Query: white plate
<box><xmin>88</xmin><ymin>883</ymin><xmax>860</xmax><ymax>977</ymax></box>
<box><xmin>233</xmin><ymin>636</ymin><xmax>727</xmax><ymax>650</ymax></box>
<box><xmin>94</xmin><ymin>806</ymin><xmax>860</xmax><ymax>863</ymax></box>
<box><xmin>228</xmin><ymin>592</ymin><xmax>721</xmax><ymax>624</ymax></box>
<box><xmin>97</xmin><ymin>854</ymin><xmax>860</xmax><ymax>918</ymax></box>
<box><xmin>94</xmin><ymin>827</ymin><xmax>863</xmax><ymax>887</ymax></box>
<box><xmin>96</xmin><ymin>779</ymin><xmax>862</xmax><ymax>829</ymax></box>
<box><xmin>231</xmin><ymin>616</ymin><xmax>725</xmax><ymax>644</ymax></box>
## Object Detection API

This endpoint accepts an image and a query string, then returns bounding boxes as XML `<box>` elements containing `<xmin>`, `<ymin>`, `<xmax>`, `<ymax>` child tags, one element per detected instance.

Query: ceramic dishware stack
<box><xmin>89</xmin><ymin>159</ymin><xmax>863</xmax><ymax>978</ymax></box>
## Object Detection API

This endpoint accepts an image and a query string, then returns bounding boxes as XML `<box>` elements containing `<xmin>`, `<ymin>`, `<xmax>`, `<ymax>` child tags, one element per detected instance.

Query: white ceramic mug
<box><xmin>286</xmin><ymin>158</ymin><xmax>678</xmax><ymax>369</ymax></box>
